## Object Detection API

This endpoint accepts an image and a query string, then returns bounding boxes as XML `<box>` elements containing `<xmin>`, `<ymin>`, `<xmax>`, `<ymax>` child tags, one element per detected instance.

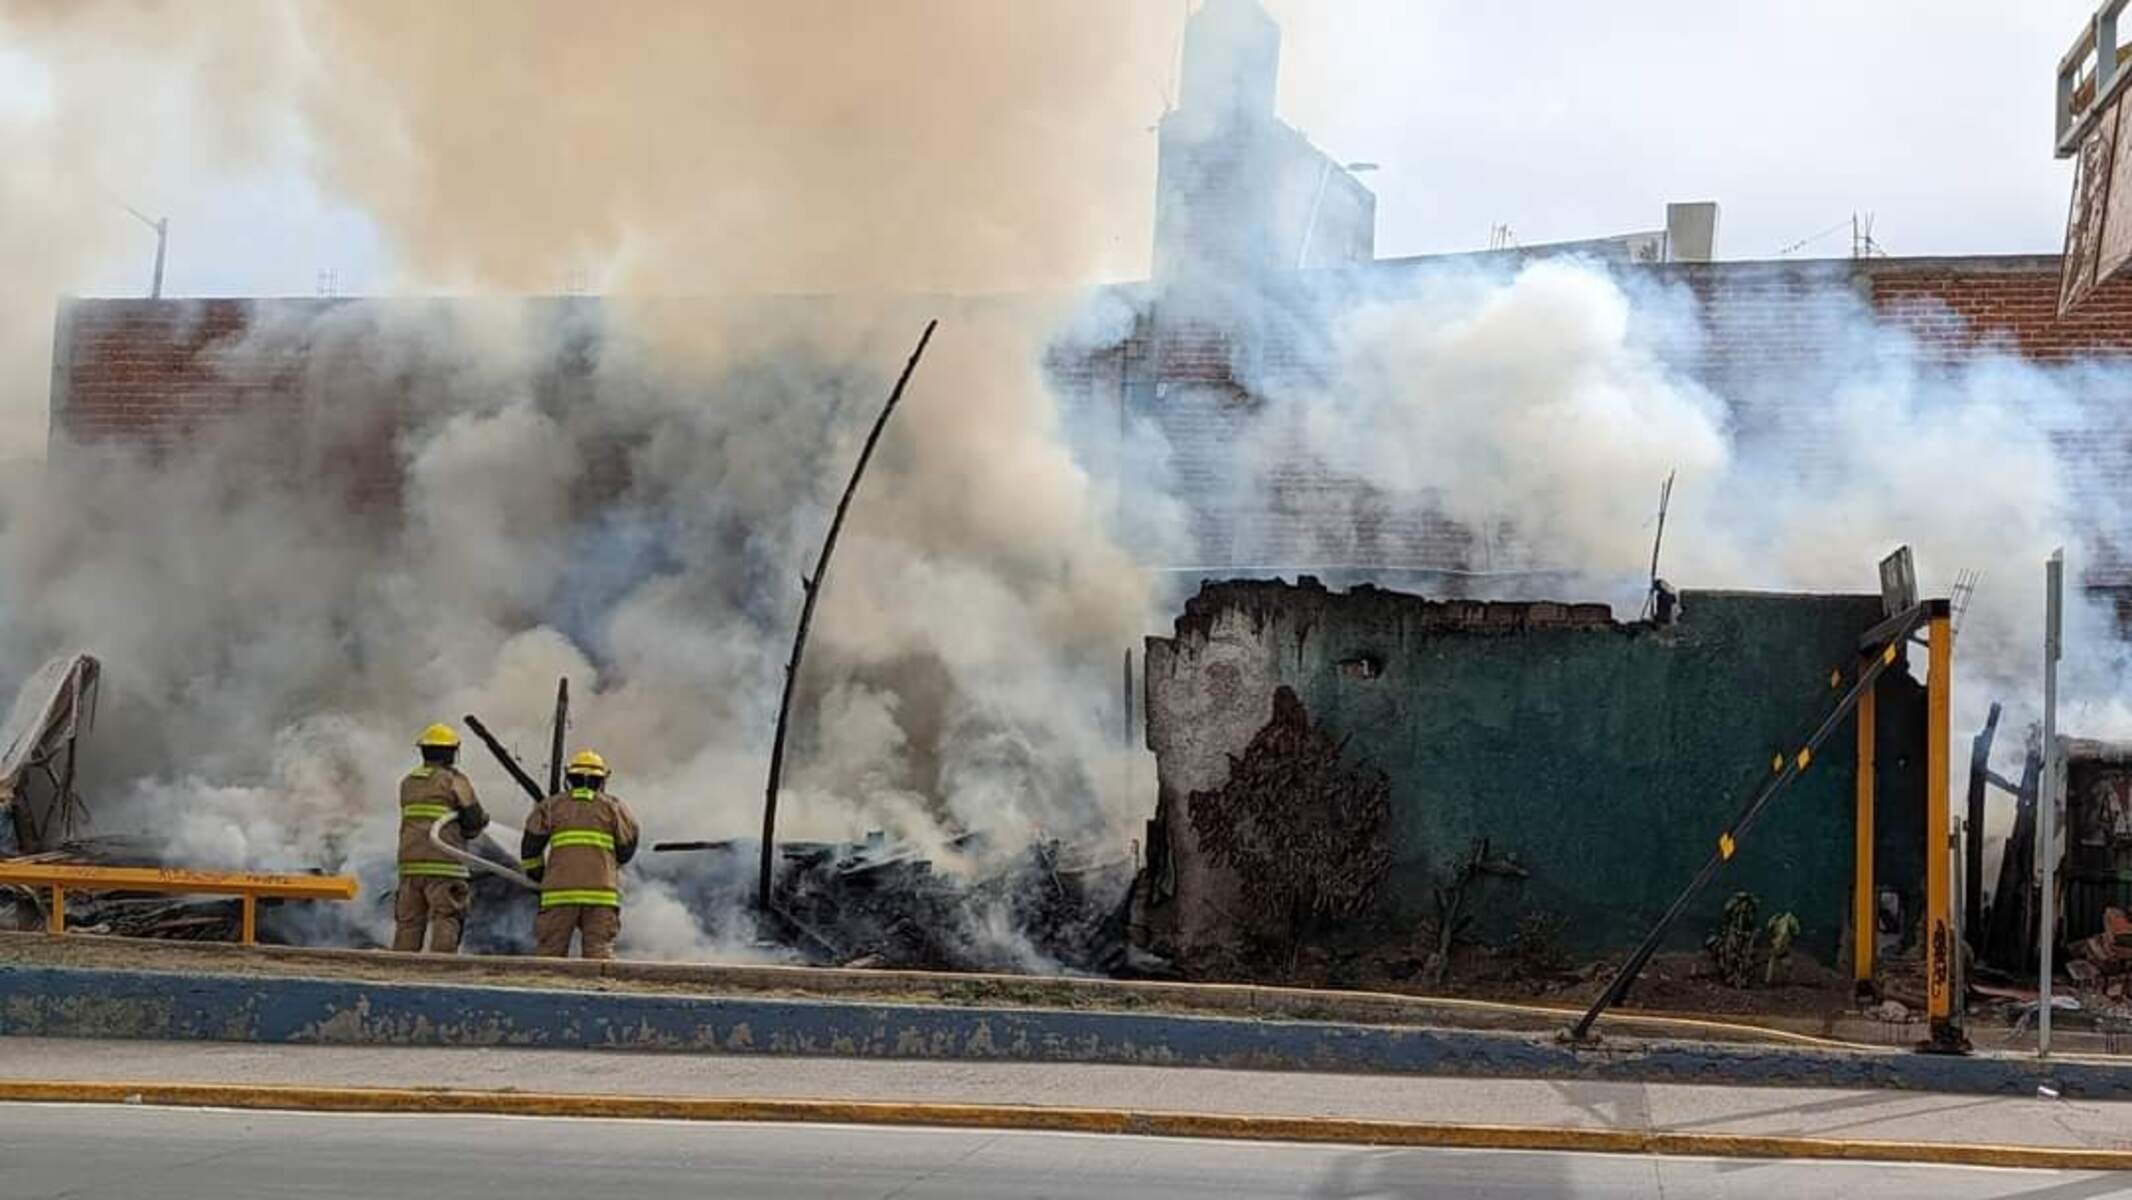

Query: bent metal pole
<box><xmin>756</xmin><ymin>321</ymin><xmax>939</xmax><ymax>912</ymax></box>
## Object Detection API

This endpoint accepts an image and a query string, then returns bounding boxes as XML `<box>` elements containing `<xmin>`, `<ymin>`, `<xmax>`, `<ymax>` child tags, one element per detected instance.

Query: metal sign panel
<box><xmin>2062</xmin><ymin>96</ymin><xmax>2123</xmax><ymax>315</ymax></box>
<box><xmin>2100</xmin><ymin>99</ymin><xmax>2132</xmax><ymax>286</ymax></box>
<box><xmin>1879</xmin><ymin>545</ymin><xmax>1917</xmax><ymax>617</ymax></box>
<box><xmin>2058</xmin><ymin>0</ymin><xmax>2132</xmax><ymax>158</ymax></box>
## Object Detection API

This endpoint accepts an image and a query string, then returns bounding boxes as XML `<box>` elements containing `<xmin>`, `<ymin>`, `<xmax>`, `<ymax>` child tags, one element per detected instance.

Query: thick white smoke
<box><xmin>0</xmin><ymin>2</ymin><xmax>1187</xmax><ymax>958</ymax></box>
<box><xmin>1233</xmin><ymin>256</ymin><xmax>2132</xmax><ymax>861</ymax></box>
<box><xmin>8</xmin><ymin>0</ymin><xmax>2124</xmax><ymax>958</ymax></box>
<box><xmin>0</xmin><ymin>294</ymin><xmax>1160</xmax><ymax>957</ymax></box>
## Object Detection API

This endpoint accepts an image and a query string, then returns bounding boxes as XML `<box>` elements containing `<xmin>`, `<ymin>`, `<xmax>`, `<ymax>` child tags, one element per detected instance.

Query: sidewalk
<box><xmin>6</xmin><ymin>1036</ymin><xmax>2129</xmax><ymax>1157</ymax></box>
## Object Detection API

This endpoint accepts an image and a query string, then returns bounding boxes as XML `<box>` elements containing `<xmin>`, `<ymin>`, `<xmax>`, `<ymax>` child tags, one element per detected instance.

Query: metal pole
<box><xmin>150</xmin><ymin>218</ymin><xmax>167</xmax><ymax>300</ymax></box>
<box><xmin>1296</xmin><ymin>160</ymin><xmax>1335</xmax><ymax>269</ymax></box>
<box><xmin>2041</xmin><ymin>548</ymin><xmax>2064</xmax><ymax>1058</ymax></box>
<box><xmin>124</xmin><ymin>207</ymin><xmax>167</xmax><ymax>299</ymax></box>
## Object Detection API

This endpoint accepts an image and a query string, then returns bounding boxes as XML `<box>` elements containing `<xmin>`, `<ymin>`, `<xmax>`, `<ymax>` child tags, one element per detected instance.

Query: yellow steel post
<box><xmin>1854</xmin><ymin>669</ymin><xmax>1877</xmax><ymax>995</ymax></box>
<box><xmin>240</xmin><ymin>893</ymin><xmax>257</xmax><ymax>947</ymax></box>
<box><xmin>47</xmin><ymin>885</ymin><xmax>62</xmax><ymax>936</ymax></box>
<box><xmin>1924</xmin><ymin>610</ymin><xmax>1965</xmax><ymax>1050</ymax></box>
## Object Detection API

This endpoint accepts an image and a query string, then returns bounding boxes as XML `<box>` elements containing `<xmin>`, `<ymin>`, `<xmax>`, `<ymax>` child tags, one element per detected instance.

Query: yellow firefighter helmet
<box><xmin>566</xmin><ymin>749</ymin><xmax>610</xmax><ymax>779</ymax></box>
<box><xmin>416</xmin><ymin>723</ymin><xmax>461</xmax><ymax>750</ymax></box>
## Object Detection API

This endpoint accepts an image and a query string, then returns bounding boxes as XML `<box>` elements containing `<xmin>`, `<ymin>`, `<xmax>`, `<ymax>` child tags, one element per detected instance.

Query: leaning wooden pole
<box><xmin>756</xmin><ymin>320</ymin><xmax>939</xmax><ymax>911</ymax></box>
<box><xmin>547</xmin><ymin>677</ymin><xmax>570</xmax><ymax>796</ymax></box>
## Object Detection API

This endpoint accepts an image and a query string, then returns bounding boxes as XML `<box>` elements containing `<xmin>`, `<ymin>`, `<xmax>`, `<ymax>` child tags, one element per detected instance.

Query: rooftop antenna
<box><xmin>1950</xmin><ymin>567</ymin><xmax>1981</xmax><ymax>638</ymax></box>
<box><xmin>122</xmin><ymin>205</ymin><xmax>167</xmax><ymax>299</ymax></box>
<box><xmin>1640</xmin><ymin>469</ymin><xmax>1677</xmax><ymax>621</ymax></box>
<box><xmin>1852</xmin><ymin>211</ymin><xmax>1885</xmax><ymax>259</ymax></box>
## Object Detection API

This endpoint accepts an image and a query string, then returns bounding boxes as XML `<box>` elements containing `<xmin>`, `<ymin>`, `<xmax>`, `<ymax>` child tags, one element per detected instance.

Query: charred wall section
<box><xmin>2061</xmin><ymin>740</ymin><xmax>2132</xmax><ymax>949</ymax></box>
<box><xmin>1136</xmin><ymin>578</ymin><xmax>1928</xmax><ymax>975</ymax></box>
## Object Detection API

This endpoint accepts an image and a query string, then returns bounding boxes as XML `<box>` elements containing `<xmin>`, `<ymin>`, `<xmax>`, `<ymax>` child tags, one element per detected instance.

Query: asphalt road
<box><xmin>0</xmin><ymin>1103</ymin><xmax>2116</xmax><ymax>1200</ymax></box>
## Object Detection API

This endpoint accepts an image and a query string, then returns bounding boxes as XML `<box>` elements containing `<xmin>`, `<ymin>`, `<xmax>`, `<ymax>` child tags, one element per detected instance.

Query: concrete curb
<box><xmin>0</xmin><ymin>931</ymin><xmax>1869</xmax><ymax>1046</ymax></box>
<box><xmin>0</xmin><ymin>1079</ymin><xmax>2124</xmax><ymax>1171</ymax></box>
<box><xmin>6</xmin><ymin>963</ymin><xmax>2132</xmax><ymax>1097</ymax></box>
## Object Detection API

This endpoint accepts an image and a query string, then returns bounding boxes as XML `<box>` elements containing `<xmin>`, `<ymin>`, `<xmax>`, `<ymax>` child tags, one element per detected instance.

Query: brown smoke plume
<box><xmin>292</xmin><ymin>0</ymin><xmax>1177</xmax><ymax>296</ymax></box>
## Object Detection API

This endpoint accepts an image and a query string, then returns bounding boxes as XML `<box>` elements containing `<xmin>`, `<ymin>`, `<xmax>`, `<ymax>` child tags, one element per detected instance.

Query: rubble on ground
<box><xmin>0</xmin><ymin>836</ymin><xmax>330</xmax><ymax>942</ymax></box>
<box><xmin>654</xmin><ymin>830</ymin><xmax>1133</xmax><ymax>974</ymax></box>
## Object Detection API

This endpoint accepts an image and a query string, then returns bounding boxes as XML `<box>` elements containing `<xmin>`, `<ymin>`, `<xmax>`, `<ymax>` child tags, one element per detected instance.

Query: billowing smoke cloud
<box><xmin>2</xmin><ymin>293</ymin><xmax>1159</xmax><ymax>956</ymax></box>
<box><xmin>1223</xmin><ymin>256</ymin><xmax>2132</xmax><ymax>860</ymax></box>
<box><xmin>0</xmin><ymin>2</ymin><xmax>1188</xmax><ymax>956</ymax></box>
<box><xmin>291</xmin><ymin>0</ymin><xmax>1178</xmax><ymax>297</ymax></box>
<box><xmin>7</xmin><ymin>0</ymin><xmax>2124</xmax><ymax>956</ymax></box>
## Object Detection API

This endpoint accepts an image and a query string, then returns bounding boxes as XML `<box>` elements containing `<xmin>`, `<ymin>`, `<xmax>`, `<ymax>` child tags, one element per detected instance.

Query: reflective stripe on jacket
<box><xmin>520</xmin><ymin>786</ymin><xmax>639</xmax><ymax>908</ymax></box>
<box><xmin>396</xmin><ymin>765</ymin><xmax>486</xmax><ymax>879</ymax></box>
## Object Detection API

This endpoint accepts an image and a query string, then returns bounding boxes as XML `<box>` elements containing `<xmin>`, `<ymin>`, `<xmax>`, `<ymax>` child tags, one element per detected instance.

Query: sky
<box><xmin>2</xmin><ymin>1</ymin><xmax>2106</xmax><ymax>300</ymax></box>
<box><xmin>1267</xmin><ymin>0</ymin><xmax>2093</xmax><ymax>263</ymax></box>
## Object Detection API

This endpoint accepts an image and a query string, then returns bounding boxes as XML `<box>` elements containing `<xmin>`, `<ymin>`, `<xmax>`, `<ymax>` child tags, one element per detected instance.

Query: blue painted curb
<box><xmin>3</xmin><ymin>964</ymin><xmax>2128</xmax><ymax>1098</ymax></box>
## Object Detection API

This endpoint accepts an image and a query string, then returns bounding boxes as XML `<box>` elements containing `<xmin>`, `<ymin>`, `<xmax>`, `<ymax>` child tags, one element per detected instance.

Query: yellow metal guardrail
<box><xmin>0</xmin><ymin>863</ymin><xmax>357</xmax><ymax>946</ymax></box>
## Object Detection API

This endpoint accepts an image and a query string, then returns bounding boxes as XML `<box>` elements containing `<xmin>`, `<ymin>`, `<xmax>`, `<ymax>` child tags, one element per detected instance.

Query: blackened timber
<box><xmin>756</xmin><ymin>320</ymin><xmax>939</xmax><ymax>911</ymax></box>
<box><xmin>1965</xmin><ymin>703</ymin><xmax>2002</xmax><ymax>954</ymax></box>
<box><xmin>547</xmin><ymin>678</ymin><xmax>569</xmax><ymax>797</ymax></box>
<box><xmin>463</xmin><ymin>713</ymin><xmax>547</xmax><ymax>807</ymax></box>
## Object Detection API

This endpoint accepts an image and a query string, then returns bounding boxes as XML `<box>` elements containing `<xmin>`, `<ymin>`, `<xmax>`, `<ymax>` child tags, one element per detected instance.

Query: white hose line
<box><xmin>428</xmin><ymin>813</ymin><xmax>539</xmax><ymax>891</ymax></box>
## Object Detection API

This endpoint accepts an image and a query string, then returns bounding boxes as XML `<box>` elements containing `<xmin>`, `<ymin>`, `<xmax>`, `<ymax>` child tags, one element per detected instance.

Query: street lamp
<box><xmin>123</xmin><ymin>205</ymin><xmax>168</xmax><ymax>300</ymax></box>
<box><xmin>1297</xmin><ymin>160</ymin><xmax>1378</xmax><ymax>269</ymax></box>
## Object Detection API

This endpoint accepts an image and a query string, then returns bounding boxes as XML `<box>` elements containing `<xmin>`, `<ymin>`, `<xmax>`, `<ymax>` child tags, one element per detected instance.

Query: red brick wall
<box><xmin>51</xmin><ymin>257</ymin><xmax>2132</xmax><ymax>578</ymax></box>
<box><xmin>1865</xmin><ymin>259</ymin><xmax>2132</xmax><ymax>361</ymax></box>
<box><xmin>53</xmin><ymin>299</ymin><xmax>280</xmax><ymax>455</ymax></box>
<box><xmin>54</xmin><ymin>298</ymin><xmax>408</xmax><ymax>514</ymax></box>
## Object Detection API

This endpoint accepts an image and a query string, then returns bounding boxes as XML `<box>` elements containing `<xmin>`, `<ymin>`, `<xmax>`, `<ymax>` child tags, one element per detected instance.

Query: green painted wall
<box><xmin>1148</xmin><ymin>582</ymin><xmax>1928</xmax><ymax>962</ymax></box>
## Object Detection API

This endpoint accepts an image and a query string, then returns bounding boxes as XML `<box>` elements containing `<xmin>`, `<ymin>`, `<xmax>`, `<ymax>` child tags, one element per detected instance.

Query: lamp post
<box><xmin>1297</xmin><ymin>160</ymin><xmax>1378</xmax><ymax>269</ymax></box>
<box><xmin>123</xmin><ymin>206</ymin><xmax>168</xmax><ymax>299</ymax></box>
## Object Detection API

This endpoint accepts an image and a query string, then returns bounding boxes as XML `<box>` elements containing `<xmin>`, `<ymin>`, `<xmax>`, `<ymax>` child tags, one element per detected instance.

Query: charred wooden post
<box><xmin>1965</xmin><ymin>702</ymin><xmax>2002</xmax><ymax>955</ymax></box>
<box><xmin>547</xmin><ymin>678</ymin><xmax>570</xmax><ymax>797</ymax></box>
<box><xmin>756</xmin><ymin>320</ymin><xmax>938</xmax><ymax>912</ymax></box>
<box><xmin>463</xmin><ymin>713</ymin><xmax>547</xmax><ymax>807</ymax></box>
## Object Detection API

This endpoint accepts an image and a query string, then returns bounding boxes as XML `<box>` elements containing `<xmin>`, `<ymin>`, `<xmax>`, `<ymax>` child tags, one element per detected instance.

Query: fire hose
<box><xmin>428</xmin><ymin>813</ymin><xmax>539</xmax><ymax>891</ymax></box>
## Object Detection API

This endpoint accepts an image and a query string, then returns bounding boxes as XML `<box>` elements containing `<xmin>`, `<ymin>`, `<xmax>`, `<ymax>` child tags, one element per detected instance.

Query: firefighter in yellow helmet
<box><xmin>520</xmin><ymin>749</ymin><xmax>640</xmax><ymax>959</ymax></box>
<box><xmin>394</xmin><ymin>723</ymin><xmax>488</xmax><ymax>953</ymax></box>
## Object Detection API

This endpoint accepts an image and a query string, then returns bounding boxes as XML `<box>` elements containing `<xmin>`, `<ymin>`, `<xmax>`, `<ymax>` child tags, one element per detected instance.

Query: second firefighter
<box><xmin>520</xmin><ymin>749</ymin><xmax>640</xmax><ymax>959</ymax></box>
